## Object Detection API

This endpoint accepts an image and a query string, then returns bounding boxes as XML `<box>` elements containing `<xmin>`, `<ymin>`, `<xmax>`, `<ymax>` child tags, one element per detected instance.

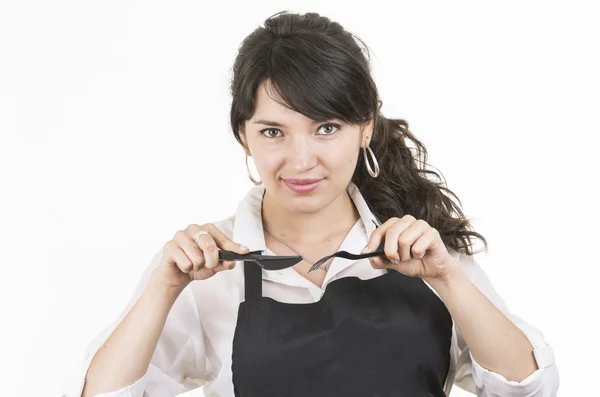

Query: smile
<box><xmin>282</xmin><ymin>179</ymin><xmax>323</xmax><ymax>193</ymax></box>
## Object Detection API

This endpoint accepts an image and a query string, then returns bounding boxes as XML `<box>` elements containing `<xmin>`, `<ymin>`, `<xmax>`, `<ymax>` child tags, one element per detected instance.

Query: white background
<box><xmin>1</xmin><ymin>1</ymin><xmax>598</xmax><ymax>396</ymax></box>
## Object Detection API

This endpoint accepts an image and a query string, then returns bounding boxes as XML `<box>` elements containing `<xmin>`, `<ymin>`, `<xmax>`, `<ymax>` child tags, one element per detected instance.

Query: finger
<box><xmin>217</xmin><ymin>258</ymin><xmax>237</xmax><ymax>270</ymax></box>
<box><xmin>383</xmin><ymin>224</ymin><xmax>404</xmax><ymax>263</ymax></box>
<box><xmin>397</xmin><ymin>220</ymin><xmax>429</xmax><ymax>262</ymax></box>
<box><xmin>195</xmin><ymin>232</ymin><xmax>220</xmax><ymax>269</ymax></box>
<box><xmin>174</xmin><ymin>229</ymin><xmax>206</xmax><ymax>272</ymax></box>
<box><xmin>384</xmin><ymin>217</ymin><xmax>418</xmax><ymax>262</ymax></box>
<box><xmin>369</xmin><ymin>255</ymin><xmax>385</xmax><ymax>268</ymax></box>
<box><xmin>186</xmin><ymin>224</ymin><xmax>246</xmax><ymax>268</ymax></box>
<box><xmin>410</xmin><ymin>228</ymin><xmax>439</xmax><ymax>260</ymax></box>
<box><xmin>362</xmin><ymin>216</ymin><xmax>398</xmax><ymax>254</ymax></box>
<box><xmin>204</xmin><ymin>224</ymin><xmax>249</xmax><ymax>254</ymax></box>
<box><xmin>214</xmin><ymin>260</ymin><xmax>237</xmax><ymax>272</ymax></box>
<box><xmin>369</xmin><ymin>254</ymin><xmax>398</xmax><ymax>270</ymax></box>
<box><xmin>167</xmin><ymin>241</ymin><xmax>194</xmax><ymax>274</ymax></box>
<box><xmin>175</xmin><ymin>230</ymin><xmax>206</xmax><ymax>271</ymax></box>
<box><xmin>180</xmin><ymin>236</ymin><xmax>206</xmax><ymax>272</ymax></box>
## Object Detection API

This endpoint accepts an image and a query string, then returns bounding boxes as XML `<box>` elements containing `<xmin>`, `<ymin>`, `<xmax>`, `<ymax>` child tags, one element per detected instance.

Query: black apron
<box><xmin>231</xmin><ymin>261</ymin><xmax>453</xmax><ymax>397</ymax></box>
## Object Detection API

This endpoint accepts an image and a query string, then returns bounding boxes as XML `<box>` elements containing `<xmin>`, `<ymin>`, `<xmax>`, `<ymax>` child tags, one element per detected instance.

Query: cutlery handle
<box><xmin>218</xmin><ymin>250</ymin><xmax>302</xmax><ymax>262</ymax></box>
<box><xmin>218</xmin><ymin>250</ymin><xmax>263</xmax><ymax>261</ymax></box>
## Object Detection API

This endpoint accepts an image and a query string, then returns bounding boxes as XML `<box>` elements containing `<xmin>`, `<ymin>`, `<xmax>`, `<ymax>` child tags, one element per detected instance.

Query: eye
<box><xmin>259</xmin><ymin>128</ymin><xmax>283</xmax><ymax>138</ymax></box>
<box><xmin>317</xmin><ymin>123</ymin><xmax>341</xmax><ymax>135</ymax></box>
<box><xmin>259</xmin><ymin>123</ymin><xmax>341</xmax><ymax>139</ymax></box>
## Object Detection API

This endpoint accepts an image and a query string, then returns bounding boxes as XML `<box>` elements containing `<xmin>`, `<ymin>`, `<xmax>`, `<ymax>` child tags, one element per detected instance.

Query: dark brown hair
<box><xmin>229</xmin><ymin>11</ymin><xmax>487</xmax><ymax>256</ymax></box>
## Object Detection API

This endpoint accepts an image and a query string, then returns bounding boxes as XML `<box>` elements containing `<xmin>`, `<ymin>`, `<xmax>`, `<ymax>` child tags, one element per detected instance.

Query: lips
<box><xmin>283</xmin><ymin>178</ymin><xmax>322</xmax><ymax>185</ymax></box>
<box><xmin>283</xmin><ymin>178</ymin><xmax>323</xmax><ymax>193</ymax></box>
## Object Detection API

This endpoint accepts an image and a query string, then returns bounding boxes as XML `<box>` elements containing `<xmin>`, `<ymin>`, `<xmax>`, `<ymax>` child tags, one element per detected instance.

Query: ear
<box><xmin>360</xmin><ymin>115</ymin><xmax>375</xmax><ymax>148</ymax></box>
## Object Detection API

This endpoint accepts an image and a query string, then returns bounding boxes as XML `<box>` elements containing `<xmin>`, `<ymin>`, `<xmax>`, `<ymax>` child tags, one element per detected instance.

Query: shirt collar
<box><xmin>231</xmin><ymin>181</ymin><xmax>381</xmax><ymax>253</ymax></box>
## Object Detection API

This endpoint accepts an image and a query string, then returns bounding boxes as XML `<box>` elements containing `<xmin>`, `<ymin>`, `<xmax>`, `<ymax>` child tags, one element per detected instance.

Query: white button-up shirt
<box><xmin>62</xmin><ymin>182</ymin><xmax>559</xmax><ymax>397</ymax></box>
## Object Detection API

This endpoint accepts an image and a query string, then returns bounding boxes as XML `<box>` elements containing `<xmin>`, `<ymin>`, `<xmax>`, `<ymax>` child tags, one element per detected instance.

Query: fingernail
<box><xmin>361</xmin><ymin>246</ymin><xmax>372</xmax><ymax>254</ymax></box>
<box><xmin>240</xmin><ymin>245</ymin><xmax>248</xmax><ymax>251</ymax></box>
<box><xmin>392</xmin><ymin>259</ymin><xmax>400</xmax><ymax>265</ymax></box>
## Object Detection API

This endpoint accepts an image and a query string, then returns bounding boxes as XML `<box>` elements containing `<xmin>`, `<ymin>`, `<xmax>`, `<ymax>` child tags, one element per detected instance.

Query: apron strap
<box><xmin>243</xmin><ymin>260</ymin><xmax>262</xmax><ymax>300</ymax></box>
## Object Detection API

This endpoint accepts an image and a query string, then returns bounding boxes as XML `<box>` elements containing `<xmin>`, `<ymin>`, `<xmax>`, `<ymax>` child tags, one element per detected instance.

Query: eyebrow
<box><xmin>253</xmin><ymin>119</ymin><xmax>287</xmax><ymax>127</ymax></box>
<box><xmin>253</xmin><ymin>119</ymin><xmax>328</xmax><ymax>127</ymax></box>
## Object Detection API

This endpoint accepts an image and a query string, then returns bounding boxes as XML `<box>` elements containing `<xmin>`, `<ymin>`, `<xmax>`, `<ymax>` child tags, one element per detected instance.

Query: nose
<box><xmin>286</xmin><ymin>135</ymin><xmax>318</xmax><ymax>172</ymax></box>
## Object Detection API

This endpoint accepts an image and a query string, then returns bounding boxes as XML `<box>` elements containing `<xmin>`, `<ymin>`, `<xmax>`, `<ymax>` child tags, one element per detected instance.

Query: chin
<box><xmin>284</xmin><ymin>202</ymin><xmax>326</xmax><ymax>215</ymax></box>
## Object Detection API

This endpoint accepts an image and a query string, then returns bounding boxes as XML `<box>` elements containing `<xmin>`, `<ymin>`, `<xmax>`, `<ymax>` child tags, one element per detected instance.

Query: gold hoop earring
<box><xmin>363</xmin><ymin>145</ymin><xmax>379</xmax><ymax>177</ymax></box>
<box><xmin>245</xmin><ymin>154</ymin><xmax>262</xmax><ymax>185</ymax></box>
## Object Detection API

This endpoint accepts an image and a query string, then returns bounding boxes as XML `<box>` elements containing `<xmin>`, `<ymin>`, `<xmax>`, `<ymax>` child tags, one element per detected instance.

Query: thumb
<box><xmin>369</xmin><ymin>255</ymin><xmax>391</xmax><ymax>269</ymax></box>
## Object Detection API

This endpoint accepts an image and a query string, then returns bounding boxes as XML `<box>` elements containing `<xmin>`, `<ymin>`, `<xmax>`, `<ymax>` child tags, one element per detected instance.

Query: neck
<box><xmin>261</xmin><ymin>188</ymin><xmax>360</xmax><ymax>246</ymax></box>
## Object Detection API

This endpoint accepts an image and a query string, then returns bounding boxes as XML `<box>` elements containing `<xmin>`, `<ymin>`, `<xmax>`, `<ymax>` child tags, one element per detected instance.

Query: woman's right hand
<box><xmin>152</xmin><ymin>223</ymin><xmax>249</xmax><ymax>291</ymax></box>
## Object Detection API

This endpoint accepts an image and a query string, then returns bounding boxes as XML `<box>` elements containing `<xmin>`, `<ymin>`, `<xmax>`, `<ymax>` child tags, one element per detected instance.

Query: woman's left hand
<box><xmin>361</xmin><ymin>215</ymin><xmax>460</xmax><ymax>281</ymax></box>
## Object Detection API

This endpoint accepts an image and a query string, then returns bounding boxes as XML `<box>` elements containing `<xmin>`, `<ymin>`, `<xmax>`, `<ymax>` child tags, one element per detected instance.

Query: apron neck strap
<box><xmin>243</xmin><ymin>261</ymin><xmax>262</xmax><ymax>300</ymax></box>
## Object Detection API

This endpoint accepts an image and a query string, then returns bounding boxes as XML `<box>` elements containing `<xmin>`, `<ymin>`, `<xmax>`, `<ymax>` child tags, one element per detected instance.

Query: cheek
<box><xmin>316</xmin><ymin>153</ymin><xmax>358</xmax><ymax>181</ymax></box>
<box><xmin>254</xmin><ymin>151</ymin><xmax>282</xmax><ymax>174</ymax></box>
<box><xmin>345</xmin><ymin>154</ymin><xmax>359</xmax><ymax>175</ymax></box>
<box><xmin>329</xmin><ymin>143</ymin><xmax>360</xmax><ymax>171</ymax></box>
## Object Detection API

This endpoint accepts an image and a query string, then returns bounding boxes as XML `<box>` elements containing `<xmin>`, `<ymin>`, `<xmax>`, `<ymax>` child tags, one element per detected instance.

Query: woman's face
<box><xmin>240</xmin><ymin>81</ymin><xmax>373</xmax><ymax>214</ymax></box>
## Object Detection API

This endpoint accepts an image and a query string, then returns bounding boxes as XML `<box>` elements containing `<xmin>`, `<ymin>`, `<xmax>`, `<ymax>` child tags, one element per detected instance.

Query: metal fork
<box><xmin>307</xmin><ymin>239</ymin><xmax>386</xmax><ymax>273</ymax></box>
<box><xmin>307</xmin><ymin>218</ymin><xmax>385</xmax><ymax>273</ymax></box>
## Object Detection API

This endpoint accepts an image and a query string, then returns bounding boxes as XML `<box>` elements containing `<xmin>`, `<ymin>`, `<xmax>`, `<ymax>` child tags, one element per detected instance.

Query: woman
<box><xmin>63</xmin><ymin>11</ymin><xmax>559</xmax><ymax>397</ymax></box>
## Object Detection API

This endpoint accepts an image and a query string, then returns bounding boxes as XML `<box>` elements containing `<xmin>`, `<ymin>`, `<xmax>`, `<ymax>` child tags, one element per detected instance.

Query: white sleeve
<box><xmin>61</xmin><ymin>248</ymin><xmax>212</xmax><ymax>397</ymax></box>
<box><xmin>451</xmin><ymin>250</ymin><xmax>560</xmax><ymax>397</ymax></box>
